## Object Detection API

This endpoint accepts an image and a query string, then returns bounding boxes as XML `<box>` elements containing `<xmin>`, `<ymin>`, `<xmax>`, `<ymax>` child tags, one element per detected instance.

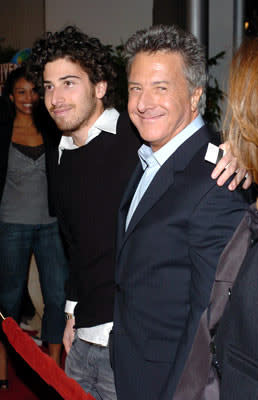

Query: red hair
<box><xmin>223</xmin><ymin>37</ymin><xmax>258</xmax><ymax>182</ymax></box>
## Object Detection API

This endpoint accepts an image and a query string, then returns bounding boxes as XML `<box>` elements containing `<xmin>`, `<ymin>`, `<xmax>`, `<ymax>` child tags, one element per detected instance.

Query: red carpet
<box><xmin>1</xmin><ymin>319</ymin><xmax>95</xmax><ymax>400</ymax></box>
<box><xmin>0</xmin><ymin>344</ymin><xmax>65</xmax><ymax>400</ymax></box>
<box><xmin>1</xmin><ymin>361</ymin><xmax>38</xmax><ymax>400</ymax></box>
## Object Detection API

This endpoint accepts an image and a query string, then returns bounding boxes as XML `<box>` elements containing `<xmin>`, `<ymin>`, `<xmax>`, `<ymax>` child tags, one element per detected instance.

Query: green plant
<box><xmin>104</xmin><ymin>43</ymin><xmax>128</xmax><ymax>111</ymax></box>
<box><xmin>204</xmin><ymin>51</ymin><xmax>226</xmax><ymax>129</ymax></box>
<box><xmin>112</xmin><ymin>44</ymin><xmax>129</xmax><ymax>112</ymax></box>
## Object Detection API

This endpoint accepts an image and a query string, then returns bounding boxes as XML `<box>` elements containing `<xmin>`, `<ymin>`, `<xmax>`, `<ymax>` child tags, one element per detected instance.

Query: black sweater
<box><xmin>55</xmin><ymin>112</ymin><xmax>141</xmax><ymax>328</ymax></box>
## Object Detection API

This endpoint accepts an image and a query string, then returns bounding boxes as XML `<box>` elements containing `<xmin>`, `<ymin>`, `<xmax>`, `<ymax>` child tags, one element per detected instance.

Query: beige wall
<box><xmin>45</xmin><ymin>0</ymin><xmax>153</xmax><ymax>46</ymax></box>
<box><xmin>0</xmin><ymin>0</ymin><xmax>45</xmax><ymax>50</ymax></box>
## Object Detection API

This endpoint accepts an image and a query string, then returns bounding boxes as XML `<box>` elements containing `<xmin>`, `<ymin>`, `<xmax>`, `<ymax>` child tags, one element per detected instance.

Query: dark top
<box><xmin>55</xmin><ymin>112</ymin><xmax>141</xmax><ymax>328</ymax></box>
<box><xmin>215</xmin><ymin>203</ymin><xmax>258</xmax><ymax>400</ymax></box>
<box><xmin>12</xmin><ymin>142</ymin><xmax>45</xmax><ymax>160</ymax></box>
<box><xmin>0</xmin><ymin>119</ymin><xmax>61</xmax><ymax>216</ymax></box>
<box><xmin>0</xmin><ymin>142</ymin><xmax>56</xmax><ymax>224</ymax></box>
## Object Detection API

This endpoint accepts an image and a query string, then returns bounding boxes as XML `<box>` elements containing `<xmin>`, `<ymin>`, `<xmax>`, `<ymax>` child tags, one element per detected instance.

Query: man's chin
<box><xmin>51</xmin><ymin>114</ymin><xmax>82</xmax><ymax>133</ymax></box>
<box><xmin>61</xmin><ymin>131</ymin><xmax>73</xmax><ymax>137</ymax></box>
<box><xmin>54</xmin><ymin>120</ymin><xmax>74</xmax><ymax>132</ymax></box>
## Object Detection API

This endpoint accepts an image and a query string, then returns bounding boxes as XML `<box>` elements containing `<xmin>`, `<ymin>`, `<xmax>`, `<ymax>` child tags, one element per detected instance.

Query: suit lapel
<box><xmin>116</xmin><ymin>153</ymin><xmax>175</xmax><ymax>267</ymax></box>
<box><xmin>116</xmin><ymin>163</ymin><xmax>143</xmax><ymax>254</ymax></box>
<box><xmin>125</xmin><ymin>155</ymin><xmax>175</xmax><ymax>237</ymax></box>
<box><xmin>117</xmin><ymin>125</ymin><xmax>212</xmax><ymax>260</ymax></box>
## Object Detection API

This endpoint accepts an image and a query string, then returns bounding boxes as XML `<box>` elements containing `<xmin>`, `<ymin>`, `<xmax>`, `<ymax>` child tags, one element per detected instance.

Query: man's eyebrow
<box><xmin>128</xmin><ymin>80</ymin><xmax>169</xmax><ymax>85</ymax></box>
<box><xmin>43</xmin><ymin>75</ymin><xmax>81</xmax><ymax>83</ymax></box>
<box><xmin>60</xmin><ymin>75</ymin><xmax>81</xmax><ymax>80</ymax></box>
<box><xmin>128</xmin><ymin>81</ymin><xmax>140</xmax><ymax>85</ymax></box>
<box><xmin>152</xmin><ymin>80</ymin><xmax>169</xmax><ymax>85</ymax></box>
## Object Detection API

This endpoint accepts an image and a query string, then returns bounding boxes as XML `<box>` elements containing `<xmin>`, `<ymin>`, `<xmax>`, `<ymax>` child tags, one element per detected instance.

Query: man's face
<box><xmin>43</xmin><ymin>58</ymin><xmax>106</xmax><ymax>135</ymax></box>
<box><xmin>128</xmin><ymin>51</ymin><xmax>202</xmax><ymax>152</ymax></box>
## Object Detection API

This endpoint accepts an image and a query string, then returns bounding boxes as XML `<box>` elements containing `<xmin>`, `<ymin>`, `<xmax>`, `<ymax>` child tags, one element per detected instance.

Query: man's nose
<box><xmin>50</xmin><ymin>87</ymin><xmax>65</xmax><ymax>106</ymax></box>
<box><xmin>137</xmin><ymin>90</ymin><xmax>153</xmax><ymax>112</ymax></box>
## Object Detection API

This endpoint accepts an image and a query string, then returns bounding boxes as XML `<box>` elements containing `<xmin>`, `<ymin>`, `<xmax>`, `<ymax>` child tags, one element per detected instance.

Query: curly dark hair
<box><xmin>29</xmin><ymin>26</ymin><xmax>117</xmax><ymax>109</ymax></box>
<box><xmin>125</xmin><ymin>24</ymin><xmax>207</xmax><ymax>114</ymax></box>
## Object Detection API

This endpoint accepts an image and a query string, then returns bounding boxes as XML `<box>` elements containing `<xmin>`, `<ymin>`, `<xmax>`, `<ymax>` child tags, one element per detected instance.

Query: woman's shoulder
<box><xmin>0</xmin><ymin>119</ymin><xmax>13</xmax><ymax>136</ymax></box>
<box><xmin>0</xmin><ymin>96</ymin><xmax>13</xmax><ymax>126</ymax></box>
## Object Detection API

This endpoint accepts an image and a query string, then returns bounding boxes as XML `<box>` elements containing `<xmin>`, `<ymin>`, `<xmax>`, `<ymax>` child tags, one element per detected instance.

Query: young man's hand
<box><xmin>211</xmin><ymin>142</ymin><xmax>252</xmax><ymax>190</ymax></box>
<box><xmin>63</xmin><ymin>318</ymin><xmax>75</xmax><ymax>354</ymax></box>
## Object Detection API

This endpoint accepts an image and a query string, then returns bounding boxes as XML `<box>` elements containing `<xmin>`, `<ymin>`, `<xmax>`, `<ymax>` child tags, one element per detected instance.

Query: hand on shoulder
<box><xmin>211</xmin><ymin>142</ymin><xmax>252</xmax><ymax>191</ymax></box>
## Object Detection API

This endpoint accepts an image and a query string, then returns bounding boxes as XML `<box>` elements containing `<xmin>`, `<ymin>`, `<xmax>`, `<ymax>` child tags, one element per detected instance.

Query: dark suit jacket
<box><xmin>0</xmin><ymin>119</ymin><xmax>61</xmax><ymax>216</ymax></box>
<box><xmin>215</xmin><ymin>204</ymin><xmax>258</xmax><ymax>400</ymax></box>
<box><xmin>111</xmin><ymin>124</ymin><xmax>250</xmax><ymax>400</ymax></box>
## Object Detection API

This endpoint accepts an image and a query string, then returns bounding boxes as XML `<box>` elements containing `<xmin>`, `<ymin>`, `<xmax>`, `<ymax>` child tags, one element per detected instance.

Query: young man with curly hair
<box><xmin>30</xmin><ymin>26</ymin><xmax>141</xmax><ymax>400</ymax></box>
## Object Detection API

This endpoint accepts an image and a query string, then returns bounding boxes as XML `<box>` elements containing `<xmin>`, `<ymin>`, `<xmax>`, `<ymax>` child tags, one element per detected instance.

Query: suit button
<box><xmin>250</xmin><ymin>238</ymin><xmax>257</xmax><ymax>247</ymax></box>
<box><xmin>116</xmin><ymin>284</ymin><xmax>121</xmax><ymax>292</ymax></box>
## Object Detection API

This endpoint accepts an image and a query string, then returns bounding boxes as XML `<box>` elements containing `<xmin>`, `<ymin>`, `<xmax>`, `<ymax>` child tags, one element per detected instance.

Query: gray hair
<box><xmin>125</xmin><ymin>24</ymin><xmax>207</xmax><ymax>114</ymax></box>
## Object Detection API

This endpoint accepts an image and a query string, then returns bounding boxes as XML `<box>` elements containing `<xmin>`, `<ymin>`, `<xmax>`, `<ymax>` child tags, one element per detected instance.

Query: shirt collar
<box><xmin>93</xmin><ymin>107</ymin><xmax>119</xmax><ymax>135</ymax></box>
<box><xmin>138</xmin><ymin>114</ymin><xmax>204</xmax><ymax>170</ymax></box>
<box><xmin>138</xmin><ymin>144</ymin><xmax>160</xmax><ymax>170</ymax></box>
<box><xmin>58</xmin><ymin>108</ymin><xmax>119</xmax><ymax>163</ymax></box>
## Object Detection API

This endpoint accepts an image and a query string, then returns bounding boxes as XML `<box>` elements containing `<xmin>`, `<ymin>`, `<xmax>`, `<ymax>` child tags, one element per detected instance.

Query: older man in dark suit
<box><xmin>110</xmin><ymin>24</ymin><xmax>251</xmax><ymax>400</ymax></box>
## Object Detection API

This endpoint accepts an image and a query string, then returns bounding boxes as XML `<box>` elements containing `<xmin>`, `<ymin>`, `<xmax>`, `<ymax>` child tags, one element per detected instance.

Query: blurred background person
<box><xmin>0</xmin><ymin>66</ymin><xmax>68</xmax><ymax>390</ymax></box>
<box><xmin>173</xmin><ymin>36</ymin><xmax>258</xmax><ymax>400</ymax></box>
<box><xmin>214</xmin><ymin>36</ymin><xmax>258</xmax><ymax>399</ymax></box>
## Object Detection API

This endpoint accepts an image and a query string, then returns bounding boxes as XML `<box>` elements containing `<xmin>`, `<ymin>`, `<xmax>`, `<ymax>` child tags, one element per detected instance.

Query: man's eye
<box><xmin>65</xmin><ymin>81</ymin><xmax>74</xmax><ymax>87</ymax></box>
<box><xmin>44</xmin><ymin>85</ymin><xmax>52</xmax><ymax>91</ymax></box>
<box><xmin>158</xmin><ymin>86</ymin><xmax>167</xmax><ymax>91</ymax></box>
<box><xmin>129</xmin><ymin>86</ymin><xmax>141</xmax><ymax>92</ymax></box>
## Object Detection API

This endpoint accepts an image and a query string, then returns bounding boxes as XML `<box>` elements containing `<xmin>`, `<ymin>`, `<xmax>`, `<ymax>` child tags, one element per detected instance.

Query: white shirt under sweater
<box><xmin>62</xmin><ymin>108</ymin><xmax>119</xmax><ymax>347</ymax></box>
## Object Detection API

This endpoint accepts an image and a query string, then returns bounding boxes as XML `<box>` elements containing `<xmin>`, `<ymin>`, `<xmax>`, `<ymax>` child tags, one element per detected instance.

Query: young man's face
<box><xmin>128</xmin><ymin>51</ymin><xmax>202</xmax><ymax>152</ymax></box>
<box><xmin>43</xmin><ymin>58</ymin><xmax>106</xmax><ymax>135</ymax></box>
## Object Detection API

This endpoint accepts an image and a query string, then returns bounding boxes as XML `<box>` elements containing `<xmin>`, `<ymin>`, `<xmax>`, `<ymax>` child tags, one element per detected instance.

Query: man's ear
<box><xmin>9</xmin><ymin>94</ymin><xmax>14</xmax><ymax>103</ymax></box>
<box><xmin>190</xmin><ymin>87</ymin><xmax>203</xmax><ymax>113</ymax></box>
<box><xmin>95</xmin><ymin>81</ymin><xmax>107</xmax><ymax>99</ymax></box>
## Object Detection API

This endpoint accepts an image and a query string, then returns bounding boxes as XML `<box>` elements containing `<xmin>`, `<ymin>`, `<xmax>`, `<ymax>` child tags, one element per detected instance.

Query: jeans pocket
<box><xmin>108</xmin><ymin>330</ymin><xmax>114</xmax><ymax>370</ymax></box>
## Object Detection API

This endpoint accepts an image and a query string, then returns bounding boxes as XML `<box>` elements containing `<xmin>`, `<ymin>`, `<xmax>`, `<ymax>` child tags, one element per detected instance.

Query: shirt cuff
<box><xmin>65</xmin><ymin>300</ymin><xmax>77</xmax><ymax>314</ymax></box>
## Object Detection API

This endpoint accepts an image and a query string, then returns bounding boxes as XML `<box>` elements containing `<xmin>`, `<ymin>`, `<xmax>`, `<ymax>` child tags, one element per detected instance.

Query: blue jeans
<box><xmin>65</xmin><ymin>335</ymin><xmax>117</xmax><ymax>400</ymax></box>
<box><xmin>0</xmin><ymin>221</ymin><xmax>68</xmax><ymax>343</ymax></box>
